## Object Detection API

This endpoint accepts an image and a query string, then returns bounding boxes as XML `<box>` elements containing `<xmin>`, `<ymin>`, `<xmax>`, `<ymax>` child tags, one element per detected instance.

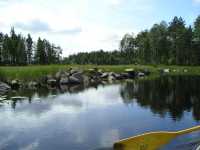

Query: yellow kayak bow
<box><xmin>114</xmin><ymin>125</ymin><xmax>200</xmax><ymax>150</ymax></box>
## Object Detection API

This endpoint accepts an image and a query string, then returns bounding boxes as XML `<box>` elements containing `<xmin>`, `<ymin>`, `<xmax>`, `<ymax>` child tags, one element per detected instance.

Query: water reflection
<box><xmin>0</xmin><ymin>76</ymin><xmax>200</xmax><ymax>149</ymax></box>
<box><xmin>120</xmin><ymin>76</ymin><xmax>200</xmax><ymax>121</ymax></box>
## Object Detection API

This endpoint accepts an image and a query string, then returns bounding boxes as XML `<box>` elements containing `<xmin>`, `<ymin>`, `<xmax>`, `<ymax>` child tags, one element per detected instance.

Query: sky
<box><xmin>0</xmin><ymin>0</ymin><xmax>199</xmax><ymax>56</ymax></box>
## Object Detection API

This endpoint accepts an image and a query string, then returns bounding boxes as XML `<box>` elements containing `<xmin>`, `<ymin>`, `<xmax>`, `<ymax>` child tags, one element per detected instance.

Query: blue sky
<box><xmin>0</xmin><ymin>0</ymin><xmax>199</xmax><ymax>56</ymax></box>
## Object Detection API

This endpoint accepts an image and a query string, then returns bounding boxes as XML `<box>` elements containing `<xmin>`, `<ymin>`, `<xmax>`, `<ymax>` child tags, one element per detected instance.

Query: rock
<box><xmin>138</xmin><ymin>72</ymin><xmax>145</xmax><ymax>77</ymax></box>
<box><xmin>38</xmin><ymin>76</ymin><xmax>48</xmax><ymax>84</ymax></box>
<box><xmin>0</xmin><ymin>82</ymin><xmax>10</xmax><ymax>94</ymax></box>
<box><xmin>72</xmin><ymin>72</ymin><xmax>84</xmax><ymax>82</ymax></box>
<box><xmin>108</xmin><ymin>75</ymin><xmax>115</xmax><ymax>82</ymax></box>
<box><xmin>88</xmin><ymin>68</ymin><xmax>102</xmax><ymax>77</ymax></box>
<box><xmin>55</xmin><ymin>70</ymin><xmax>69</xmax><ymax>79</ymax></box>
<box><xmin>55</xmin><ymin>71</ymin><xmax>62</xmax><ymax>79</ymax></box>
<box><xmin>60</xmin><ymin>77</ymin><xmax>69</xmax><ymax>85</ymax></box>
<box><xmin>69</xmin><ymin>68</ymin><xmax>83</xmax><ymax>75</ymax></box>
<box><xmin>68</xmin><ymin>84</ymin><xmax>85</xmax><ymax>93</ymax></box>
<box><xmin>90</xmin><ymin>77</ymin><xmax>101</xmax><ymax>84</ymax></box>
<box><xmin>143</xmin><ymin>69</ymin><xmax>150</xmax><ymax>75</ymax></box>
<box><xmin>125</xmin><ymin>68</ymin><xmax>136</xmax><ymax>78</ymax></box>
<box><xmin>120</xmin><ymin>73</ymin><xmax>130</xmax><ymax>79</ymax></box>
<box><xmin>100</xmin><ymin>73</ymin><xmax>109</xmax><ymax>79</ymax></box>
<box><xmin>88</xmin><ymin>68</ymin><xmax>95</xmax><ymax>72</ymax></box>
<box><xmin>183</xmin><ymin>69</ymin><xmax>188</xmax><ymax>73</ymax></box>
<box><xmin>11</xmin><ymin>80</ymin><xmax>20</xmax><ymax>89</ymax></box>
<box><xmin>47</xmin><ymin>79</ymin><xmax>57</xmax><ymax>86</ymax></box>
<box><xmin>113</xmin><ymin>73</ymin><xmax>123</xmax><ymax>80</ymax></box>
<box><xmin>160</xmin><ymin>68</ymin><xmax>170</xmax><ymax>74</ymax></box>
<box><xmin>125</xmin><ymin>68</ymin><xmax>134</xmax><ymax>72</ymax></box>
<box><xmin>55</xmin><ymin>71</ymin><xmax>70</xmax><ymax>85</ymax></box>
<box><xmin>11</xmin><ymin>96</ymin><xmax>28</xmax><ymax>100</ymax></box>
<box><xmin>28</xmin><ymin>81</ymin><xmax>38</xmax><ymax>89</ymax></box>
<box><xmin>164</xmin><ymin>69</ymin><xmax>170</xmax><ymax>73</ymax></box>
<box><xmin>68</xmin><ymin>72</ymin><xmax>89</xmax><ymax>85</ymax></box>
<box><xmin>59</xmin><ymin>85</ymin><xmax>69</xmax><ymax>92</ymax></box>
<box><xmin>69</xmin><ymin>76</ymin><xmax>81</xmax><ymax>84</ymax></box>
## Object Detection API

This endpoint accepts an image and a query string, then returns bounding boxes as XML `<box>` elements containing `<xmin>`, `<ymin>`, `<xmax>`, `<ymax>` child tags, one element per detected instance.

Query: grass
<box><xmin>0</xmin><ymin>64</ymin><xmax>200</xmax><ymax>81</ymax></box>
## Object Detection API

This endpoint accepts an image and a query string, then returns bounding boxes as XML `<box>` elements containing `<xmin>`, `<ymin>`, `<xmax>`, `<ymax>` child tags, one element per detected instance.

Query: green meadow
<box><xmin>0</xmin><ymin>65</ymin><xmax>200</xmax><ymax>81</ymax></box>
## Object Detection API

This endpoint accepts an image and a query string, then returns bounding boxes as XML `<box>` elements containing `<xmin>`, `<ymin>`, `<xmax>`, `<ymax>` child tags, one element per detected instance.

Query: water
<box><xmin>0</xmin><ymin>76</ymin><xmax>200</xmax><ymax>150</ymax></box>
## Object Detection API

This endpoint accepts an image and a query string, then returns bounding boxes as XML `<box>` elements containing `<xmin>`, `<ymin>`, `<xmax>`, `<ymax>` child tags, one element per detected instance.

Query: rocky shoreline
<box><xmin>0</xmin><ymin>68</ymin><xmax>152</xmax><ymax>94</ymax></box>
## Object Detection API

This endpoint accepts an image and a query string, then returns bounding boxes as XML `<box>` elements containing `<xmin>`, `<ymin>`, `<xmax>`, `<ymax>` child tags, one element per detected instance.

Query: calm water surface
<box><xmin>0</xmin><ymin>76</ymin><xmax>200</xmax><ymax>150</ymax></box>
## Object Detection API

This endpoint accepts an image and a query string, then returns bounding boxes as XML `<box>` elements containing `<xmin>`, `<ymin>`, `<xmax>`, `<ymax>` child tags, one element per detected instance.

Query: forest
<box><xmin>0</xmin><ymin>28</ymin><xmax>62</xmax><ymax>65</ymax></box>
<box><xmin>1</xmin><ymin>15</ymin><xmax>200</xmax><ymax>66</ymax></box>
<box><xmin>63</xmin><ymin>16</ymin><xmax>200</xmax><ymax>66</ymax></box>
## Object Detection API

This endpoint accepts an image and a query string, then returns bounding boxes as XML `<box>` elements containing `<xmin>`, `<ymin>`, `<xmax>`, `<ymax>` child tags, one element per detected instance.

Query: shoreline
<box><xmin>0</xmin><ymin>65</ymin><xmax>200</xmax><ymax>81</ymax></box>
<box><xmin>0</xmin><ymin>65</ymin><xmax>200</xmax><ymax>94</ymax></box>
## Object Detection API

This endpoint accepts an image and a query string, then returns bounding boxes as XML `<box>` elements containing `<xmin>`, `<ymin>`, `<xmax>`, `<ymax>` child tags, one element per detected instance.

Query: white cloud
<box><xmin>193</xmin><ymin>0</ymin><xmax>200</xmax><ymax>3</ymax></box>
<box><xmin>0</xmin><ymin>0</ymin><xmax>155</xmax><ymax>56</ymax></box>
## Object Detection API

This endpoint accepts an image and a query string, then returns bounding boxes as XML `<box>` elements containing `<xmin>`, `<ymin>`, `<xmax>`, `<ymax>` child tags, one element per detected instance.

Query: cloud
<box><xmin>14</xmin><ymin>20</ymin><xmax>50</xmax><ymax>32</ymax></box>
<box><xmin>14</xmin><ymin>20</ymin><xmax>82</xmax><ymax>35</ymax></box>
<box><xmin>108</xmin><ymin>0</ymin><xmax>124</xmax><ymax>7</ymax></box>
<box><xmin>1</xmin><ymin>0</ymin><xmax>194</xmax><ymax>56</ymax></box>
<box><xmin>193</xmin><ymin>0</ymin><xmax>200</xmax><ymax>3</ymax></box>
<box><xmin>55</xmin><ymin>27</ymin><xmax>82</xmax><ymax>35</ymax></box>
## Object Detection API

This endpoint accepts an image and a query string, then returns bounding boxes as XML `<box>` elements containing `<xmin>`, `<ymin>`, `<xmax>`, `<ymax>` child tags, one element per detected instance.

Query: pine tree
<box><xmin>26</xmin><ymin>34</ymin><xmax>33</xmax><ymax>64</ymax></box>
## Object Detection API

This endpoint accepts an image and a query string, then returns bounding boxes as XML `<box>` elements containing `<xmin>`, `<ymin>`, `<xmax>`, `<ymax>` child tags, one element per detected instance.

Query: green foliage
<box><xmin>0</xmin><ymin>28</ymin><xmax>62</xmax><ymax>66</ymax></box>
<box><xmin>0</xmin><ymin>65</ymin><xmax>200</xmax><ymax>81</ymax></box>
<box><xmin>63</xmin><ymin>15</ymin><xmax>200</xmax><ymax>66</ymax></box>
<box><xmin>26</xmin><ymin>34</ymin><xmax>33</xmax><ymax>64</ymax></box>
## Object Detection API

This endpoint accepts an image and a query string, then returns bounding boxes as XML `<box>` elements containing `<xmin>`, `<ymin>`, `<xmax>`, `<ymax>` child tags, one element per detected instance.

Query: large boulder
<box><xmin>28</xmin><ymin>81</ymin><xmax>39</xmax><ymax>89</ymax></box>
<box><xmin>143</xmin><ymin>68</ymin><xmax>150</xmax><ymax>76</ymax></box>
<box><xmin>100</xmin><ymin>72</ymin><xmax>109</xmax><ymax>79</ymax></box>
<box><xmin>0</xmin><ymin>82</ymin><xmax>11</xmax><ymax>94</ymax></box>
<box><xmin>47</xmin><ymin>78</ymin><xmax>57</xmax><ymax>86</ymax></box>
<box><xmin>69</xmin><ymin>68</ymin><xmax>83</xmax><ymax>75</ymax></box>
<box><xmin>160</xmin><ymin>68</ymin><xmax>170</xmax><ymax>75</ymax></box>
<box><xmin>114</xmin><ymin>73</ymin><xmax>124</xmax><ymax>80</ymax></box>
<box><xmin>69</xmin><ymin>72</ymin><xmax>89</xmax><ymax>84</ymax></box>
<box><xmin>69</xmin><ymin>76</ymin><xmax>81</xmax><ymax>84</ymax></box>
<box><xmin>11</xmin><ymin>80</ymin><xmax>20</xmax><ymax>89</ymax></box>
<box><xmin>120</xmin><ymin>73</ymin><xmax>130</xmax><ymax>79</ymax></box>
<box><xmin>55</xmin><ymin>70</ymin><xmax>69</xmax><ymax>80</ymax></box>
<box><xmin>125</xmin><ymin>68</ymin><xmax>136</xmax><ymax>78</ymax></box>
<box><xmin>137</xmin><ymin>72</ymin><xmax>145</xmax><ymax>77</ymax></box>
<box><xmin>60</xmin><ymin>77</ymin><xmax>69</xmax><ymax>85</ymax></box>
<box><xmin>88</xmin><ymin>68</ymin><xmax>102</xmax><ymax>77</ymax></box>
<box><xmin>183</xmin><ymin>69</ymin><xmax>188</xmax><ymax>73</ymax></box>
<box><xmin>38</xmin><ymin>76</ymin><xmax>48</xmax><ymax>85</ymax></box>
<box><xmin>108</xmin><ymin>74</ymin><xmax>115</xmax><ymax>82</ymax></box>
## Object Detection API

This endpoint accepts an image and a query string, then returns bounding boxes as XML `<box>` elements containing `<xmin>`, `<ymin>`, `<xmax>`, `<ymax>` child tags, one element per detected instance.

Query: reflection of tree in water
<box><xmin>5</xmin><ymin>83</ymin><xmax>100</xmax><ymax>109</ymax></box>
<box><xmin>120</xmin><ymin>76</ymin><xmax>200</xmax><ymax>121</ymax></box>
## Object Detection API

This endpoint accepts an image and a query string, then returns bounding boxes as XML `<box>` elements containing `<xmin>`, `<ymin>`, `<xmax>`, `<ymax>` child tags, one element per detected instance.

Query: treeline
<box><xmin>0</xmin><ymin>28</ymin><xmax>62</xmax><ymax>65</ymax></box>
<box><xmin>63</xmin><ymin>15</ymin><xmax>200</xmax><ymax>65</ymax></box>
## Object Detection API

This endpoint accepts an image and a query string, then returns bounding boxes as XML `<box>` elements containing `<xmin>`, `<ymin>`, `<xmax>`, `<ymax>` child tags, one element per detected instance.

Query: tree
<box><xmin>149</xmin><ymin>22</ymin><xmax>169</xmax><ymax>64</ymax></box>
<box><xmin>136</xmin><ymin>30</ymin><xmax>151</xmax><ymax>64</ymax></box>
<box><xmin>35</xmin><ymin>37</ymin><xmax>46</xmax><ymax>64</ymax></box>
<box><xmin>184</xmin><ymin>26</ymin><xmax>193</xmax><ymax>65</ymax></box>
<box><xmin>16</xmin><ymin>35</ymin><xmax>26</xmax><ymax>65</ymax></box>
<box><xmin>168</xmin><ymin>17</ymin><xmax>187</xmax><ymax>65</ymax></box>
<box><xmin>0</xmin><ymin>33</ymin><xmax>3</xmax><ymax>64</ymax></box>
<box><xmin>193</xmin><ymin>16</ymin><xmax>200</xmax><ymax>65</ymax></box>
<box><xmin>120</xmin><ymin>33</ymin><xmax>136</xmax><ymax>64</ymax></box>
<box><xmin>26</xmin><ymin>34</ymin><xmax>33</xmax><ymax>64</ymax></box>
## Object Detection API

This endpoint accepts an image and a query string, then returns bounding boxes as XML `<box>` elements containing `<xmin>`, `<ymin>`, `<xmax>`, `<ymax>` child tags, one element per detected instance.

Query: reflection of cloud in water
<box><xmin>100</xmin><ymin>129</ymin><xmax>120</xmax><ymax>147</ymax></box>
<box><xmin>0</xmin><ymin>134</ymin><xmax>15</xmax><ymax>148</ymax></box>
<box><xmin>0</xmin><ymin>84</ymin><xmax>123</xmax><ymax>135</ymax></box>
<box><xmin>3</xmin><ymin>84</ymin><xmax>122</xmax><ymax>116</ymax></box>
<box><xmin>20</xmin><ymin>140</ymin><xmax>39</xmax><ymax>150</ymax></box>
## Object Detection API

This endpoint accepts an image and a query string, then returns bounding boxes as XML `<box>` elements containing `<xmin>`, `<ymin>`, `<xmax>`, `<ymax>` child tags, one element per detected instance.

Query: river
<box><xmin>0</xmin><ymin>76</ymin><xmax>200</xmax><ymax>150</ymax></box>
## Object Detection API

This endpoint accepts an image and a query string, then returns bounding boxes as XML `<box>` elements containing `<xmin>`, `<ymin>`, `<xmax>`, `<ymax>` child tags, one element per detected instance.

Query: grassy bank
<box><xmin>0</xmin><ymin>65</ymin><xmax>200</xmax><ymax>81</ymax></box>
